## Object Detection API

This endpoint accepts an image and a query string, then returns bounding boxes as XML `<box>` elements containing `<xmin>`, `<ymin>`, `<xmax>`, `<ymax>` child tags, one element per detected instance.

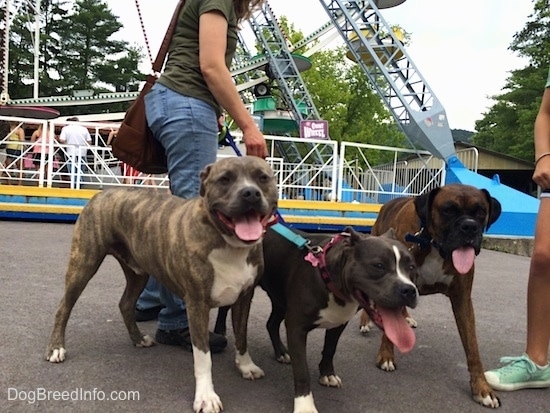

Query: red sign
<box><xmin>300</xmin><ymin>120</ymin><xmax>329</xmax><ymax>139</ymax></box>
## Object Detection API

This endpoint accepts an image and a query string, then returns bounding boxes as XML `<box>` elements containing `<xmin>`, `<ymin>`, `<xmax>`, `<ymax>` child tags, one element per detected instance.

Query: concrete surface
<box><xmin>0</xmin><ymin>220</ymin><xmax>548</xmax><ymax>412</ymax></box>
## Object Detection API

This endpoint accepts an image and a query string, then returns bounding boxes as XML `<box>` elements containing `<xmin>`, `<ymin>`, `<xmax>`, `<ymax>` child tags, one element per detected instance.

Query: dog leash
<box><xmin>271</xmin><ymin>222</ymin><xmax>312</xmax><ymax>249</ymax></box>
<box><xmin>218</xmin><ymin>124</ymin><xmax>242</xmax><ymax>156</ymax></box>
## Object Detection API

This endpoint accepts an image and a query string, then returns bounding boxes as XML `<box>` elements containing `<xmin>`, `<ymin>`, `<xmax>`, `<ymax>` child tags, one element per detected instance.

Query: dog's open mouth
<box><xmin>216</xmin><ymin>210</ymin><xmax>271</xmax><ymax>242</ymax></box>
<box><xmin>452</xmin><ymin>246</ymin><xmax>476</xmax><ymax>275</ymax></box>
<box><xmin>354</xmin><ymin>290</ymin><xmax>415</xmax><ymax>354</ymax></box>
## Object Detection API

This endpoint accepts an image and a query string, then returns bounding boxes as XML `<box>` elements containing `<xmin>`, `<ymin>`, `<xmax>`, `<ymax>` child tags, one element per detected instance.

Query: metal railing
<box><xmin>1</xmin><ymin>115</ymin><xmax>477</xmax><ymax>204</ymax></box>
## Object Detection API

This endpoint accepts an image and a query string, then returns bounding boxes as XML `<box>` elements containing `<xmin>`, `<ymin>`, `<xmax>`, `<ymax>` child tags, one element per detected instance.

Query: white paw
<box><xmin>406</xmin><ymin>317</ymin><xmax>418</xmax><ymax>328</ymax></box>
<box><xmin>294</xmin><ymin>393</ymin><xmax>318</xmax><ymax>413</ymax></box>
<box><xmin>360</xmin><ymin>321</ymin><xmax>375</xmax><ymax>334</ymax></box>
<box><xmin>319</xmin><ymin>374</ymin><xmax>342</xmax><ymax>388</ymax></box>
<box><xmin>236</xmin><ymin>351</ymin><xmax>265</xmax><ymax>380</ymax></box>
<box><xmin>47</xmin><ymin>347</ymin><xmax>66</xmax><ymax>363</ymax></box>
<box><xmin>474</xmin><ymin>393</ymin><xmax>500</xmax><ymax>408</ymax></box>
<box><xmin>193</xmin><ymin>390</ymin><xmax>223</xmax><ymax>413</ymax></box>
<box><xmin>135</xmin><ymin>334</ymin><xmax>154</xmax><ymax>347</ymax></box>
<box><xmin>379</xmin><ymin>360</ymin><xmax>396</xmax><ymax>371</ymax></box>
<box><xmin>277</xmin><ymin>353</ymin><xmax>291</xmax><ymax>364</ymax></box>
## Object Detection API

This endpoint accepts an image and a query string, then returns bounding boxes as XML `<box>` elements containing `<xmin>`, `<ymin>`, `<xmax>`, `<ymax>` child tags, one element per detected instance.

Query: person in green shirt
<box><xmin>137</xmin><ymin>0</ymin><xmax>268</xmax><ymax>353</ymax></box>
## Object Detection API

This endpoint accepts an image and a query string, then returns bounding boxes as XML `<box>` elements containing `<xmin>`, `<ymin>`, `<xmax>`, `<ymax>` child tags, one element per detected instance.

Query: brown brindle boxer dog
<box><xmin>366</xmin><ymin>184</ymin><xmax>502</xmax><ymax>408</ymax></box>
<box><xmin>45</xmin><ymin>156</ymin><xmax>279</xmax><ymax>413</ymax></box>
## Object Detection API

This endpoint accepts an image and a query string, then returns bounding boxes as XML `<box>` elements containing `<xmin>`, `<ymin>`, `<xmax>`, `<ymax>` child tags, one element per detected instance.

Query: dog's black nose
<box><xmin>399</xmin><ymin>284</ymin><xmax>417</xmax><ymax>306</ymax></box>
<box><xmin>240</xmin><ymin>186</ymin><xmax>261</xmax><ymax>203</ymax></box>
<box><xmin>459</xmin><ymin>219</ymin><xmax>479</xmax><ymax>235</ymax></box>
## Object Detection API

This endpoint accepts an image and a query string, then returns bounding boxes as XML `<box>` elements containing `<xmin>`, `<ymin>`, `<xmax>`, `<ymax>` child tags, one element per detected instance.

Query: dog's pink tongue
<box><xmin>378</xmin><ymin>307</ymin><xmax>415</xmax><ymax>353</ymax></box>
<box><xmin>234</xmin><ymin>214</ymin><xmax>263</xmax><ymax>241</ymax></box>
<box><xmin>452</xmin><ymin>246</ymin><xmax>475</xmax><ymax>275</ymax></box>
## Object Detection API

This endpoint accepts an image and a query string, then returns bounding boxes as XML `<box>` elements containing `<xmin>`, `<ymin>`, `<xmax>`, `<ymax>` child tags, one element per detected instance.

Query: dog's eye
<box><xmin>258</xmin><ymin>173</ymin><xmax>271</xmax><ymax>184</ymax></box>
<box><xmin>219</xmin><ymin>175</ymin><xmax>232</xmax><ymax>185</ymax></box>
<box><xmin>373</xmin><ymin>263</ymin><xmax>385</xmax><ymax>270</ymax></box>
<box><xmin>441</xmin><ymin>203</ymin><xmax>459</xmax><ymax>217</ymax></box>
<box><xmin>474</xmin><ymin>207</ymin><xmax>487</xmax><ymax>219</ymax></box>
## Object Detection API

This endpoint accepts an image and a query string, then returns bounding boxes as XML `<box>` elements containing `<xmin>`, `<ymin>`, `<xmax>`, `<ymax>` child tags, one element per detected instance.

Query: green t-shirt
<box><xmin>157</xmin><ymin>0</ymin><xmax>238</xmax><ymax>116</ymax></box>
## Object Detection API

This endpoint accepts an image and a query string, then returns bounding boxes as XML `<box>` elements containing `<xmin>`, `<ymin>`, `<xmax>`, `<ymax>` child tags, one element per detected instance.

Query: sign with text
<box><xmin>300</xmin><ymin>120</ymin><xmax>329</xmax><ymax>139</ymax></box>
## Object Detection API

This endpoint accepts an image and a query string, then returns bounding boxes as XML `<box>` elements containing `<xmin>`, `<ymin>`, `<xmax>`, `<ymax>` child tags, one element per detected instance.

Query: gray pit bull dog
<box><xmin>45</xmin><ymin>156</ymin><xmax>279</xmax><ymax>413</ymax></box>
<box><xmin>215</xmin><ymin>227</ymin><xmax>419</xmax><ymax>413</ymax></box>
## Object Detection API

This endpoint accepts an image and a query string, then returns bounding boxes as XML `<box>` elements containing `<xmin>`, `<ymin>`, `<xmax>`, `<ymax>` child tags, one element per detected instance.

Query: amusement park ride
<box><xmin>0</xmin><ymin>0</ymin><xmax>540</xmax><ymax>237</ymax></box>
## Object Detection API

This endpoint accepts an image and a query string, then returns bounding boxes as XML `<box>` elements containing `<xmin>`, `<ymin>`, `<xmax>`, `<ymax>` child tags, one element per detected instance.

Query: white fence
<box><xmin>1</xmin><ymin>115</ymin><xmax>478</xmax><ymax>203</ymax></box>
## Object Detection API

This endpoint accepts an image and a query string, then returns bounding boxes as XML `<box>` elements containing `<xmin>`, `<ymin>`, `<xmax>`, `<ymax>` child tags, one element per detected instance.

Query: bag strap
<box><xmin>152</xmin><ymin>0</ymin><xmax>186</xmax><ymax>74</ymax></box>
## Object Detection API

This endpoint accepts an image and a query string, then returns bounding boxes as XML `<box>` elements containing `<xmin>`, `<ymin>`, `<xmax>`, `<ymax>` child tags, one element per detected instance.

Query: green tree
<box><xmin>472</xmin><ymin>0</ymin><xmax>550</xmax><ymax>161</ymax></box>
<box><xmin>4</xmin><ymin>0</ymin><xmax>143</xmax><ymax>108</ymax></box>
<box><xmin>300</xmin><ymin>47</ymin><xmax>352</xmax><ymax>141</ymax></box>
<box><xmin>54</xmin><ymin>0</ymin><xmax>141</xmax><ymax>92</ymax></box>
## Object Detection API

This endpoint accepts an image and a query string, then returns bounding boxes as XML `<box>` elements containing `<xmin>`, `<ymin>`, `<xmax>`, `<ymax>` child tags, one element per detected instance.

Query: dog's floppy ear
<box><xmin>199</xmin><ymin>163</ymin><xmax>214</xmax><ymax>197</ymax></box>
<box><xmin>481</xmin><ymin>189</ymin><xmax>502</xmax><ymax>231</ymax></box>
<box><xmin>414</xmin><ymin>187</ymin><xmax>440</xmax><ymax>228</ymax></box>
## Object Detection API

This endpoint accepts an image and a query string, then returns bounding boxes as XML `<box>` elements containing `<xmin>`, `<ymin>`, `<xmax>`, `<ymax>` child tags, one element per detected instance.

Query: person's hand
<box><xmin>533</xmin><ymin>155</ymin><xmax>550</xmax><ymax>189</ymax></box>
<box><xmin>243</xmin><ymin>127</ymin><xmax>268</xmax><ymax>159</ymax></box>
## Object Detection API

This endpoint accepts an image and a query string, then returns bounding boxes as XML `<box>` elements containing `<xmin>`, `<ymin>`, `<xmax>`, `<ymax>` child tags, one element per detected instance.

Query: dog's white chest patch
<box><xmin>417</xmin><ymin>249</ymin><xmax>454</xmax><ymax>288</ymax></box>
<box><xmin>316</xmin><ymin>295</ymin><xmax>358</xmax><ymax>329</ymax></box>
<box><xmin>209</xmin><ymin>247</ymin><xmax>257</xmax><ymax>307</ymax></box>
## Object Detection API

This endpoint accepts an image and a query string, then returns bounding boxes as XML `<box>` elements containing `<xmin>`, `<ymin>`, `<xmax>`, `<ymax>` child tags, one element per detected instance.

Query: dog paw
<box><xmin>359</xmin><ymin>321</ymin><xmax>375</xmax><ymax>334</ymax></box>
<box><xmin>473</xmin><ymin>392</ymin><xmax>500</xmax><ymax>408</ymax></box>
<box><xmin>135</xmin><ymin>335</ymin><xmax>155</xmax><ymax>347</ymax></box>
<box><xmin>319</xmin><ymin>374</ymin><xmax>342</xmax><ymax>388</ymax></box>
<box><xmin>236</xmin><ymin>352</ymin><xmax>265</xmax><ymax>380</ymax></box>
<box><xmin>193</xmin><ymin>390</ymin><xmax>223</xmax><ymax>413</ymax></box>
<box><xmin>405</xmin><ymin>317</ymin><xmax>418</xmax><ymax>328</ymax></box>
<box><xmin>378</xmin><ymin>360</ymin><xmax>396</xmax><ymax>372</ymax></box>
<box><xmin>276</xmin><ymin>353</ymin><xmax>291</xmax><ymax>364</ymax></box>
<box><xmin>239</xmin><ymin>364</ymin><xmax>265</xmax><ymax>380</ymax></box>
<box><xmin>294</xmin><ymin>393</ymin><xmax>319</xmax><ymax>413</ymax></box>
<box><xmin>47</xmin><ymin>347</ymin><xmax>66</xmax><ymax>363</ymax></box>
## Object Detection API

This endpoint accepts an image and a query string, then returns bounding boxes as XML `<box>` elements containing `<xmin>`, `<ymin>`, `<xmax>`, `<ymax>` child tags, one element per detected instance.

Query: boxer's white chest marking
<box><xmin>416</xmin><ymin>248</ymin><xmax>454</xmax><ymax>289</ymax></box>
<box><xmin>209</xmin><ymin>246</ymin><xmax>257</xmax><ymax>306</ymax></box>
<box><xmin>316</xmin><ymin>294</ymin><xmax>358</xmax><ymax>329</ymax></box>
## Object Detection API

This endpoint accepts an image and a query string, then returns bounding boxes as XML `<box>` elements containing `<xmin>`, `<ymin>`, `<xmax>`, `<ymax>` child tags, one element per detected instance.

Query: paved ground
<box><xmin>1</xmin><ymin>220</ymin><xmax>548</xmax><ymax>412</ymax></box>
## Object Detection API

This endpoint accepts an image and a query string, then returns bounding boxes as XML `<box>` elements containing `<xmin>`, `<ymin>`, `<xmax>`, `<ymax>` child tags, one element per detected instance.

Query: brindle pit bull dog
<box><xmin>363</xmin><ymin>184</ymin><xmax>502</xmax><ymax>408</ymax></box>
<box><xmin>45</xmin><ymin>156</ymin><xmax>279</xmax><ymax>413</ymax></box>
<box><xmin>216</xmin><ymin>226</ymin><xmax>419</xmax><ymax>413</ymax></box>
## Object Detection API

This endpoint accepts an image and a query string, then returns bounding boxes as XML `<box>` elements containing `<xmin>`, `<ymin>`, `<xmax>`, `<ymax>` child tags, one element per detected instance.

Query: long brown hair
<box><xmin>234</xmin><ymin>0</ymin><xmax>264</xmax><ymax>21</ymax></box>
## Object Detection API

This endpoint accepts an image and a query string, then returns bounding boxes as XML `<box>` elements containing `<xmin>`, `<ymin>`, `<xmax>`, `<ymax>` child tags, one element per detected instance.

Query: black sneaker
<box><xmin>155</xmin><ymin>328</ymin><xmax>227</xmax><ymax>353</ymax></box>
<box><xmin>135</xmin><ymin>305</ymin><xmax>165</xmax><ymax>322</ymax></box>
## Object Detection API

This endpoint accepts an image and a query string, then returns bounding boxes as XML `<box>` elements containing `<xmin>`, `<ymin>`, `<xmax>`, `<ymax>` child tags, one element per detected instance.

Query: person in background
<box><xmin>484</xmin><ymin>66</ymin><xmax>550</xmax><ymax>391</ymax></box>
<box><xmin>58</xmin><ymin>117</ymin><xmax>91</xmax><ymax>189</ymax></box>
<box><xmin>31</xmin><ymin>123</ymin><xmax>57</xmax><ymax>182</ymax></box>
<box><xmin>137</xmin><ymin>0</ymin><xmax>268</xmax><ymax>353</ymax></box>
<box><xmin>3</xmin><ymin>121</ymin><xmax>26</xmax><ymax>185</ymax></box>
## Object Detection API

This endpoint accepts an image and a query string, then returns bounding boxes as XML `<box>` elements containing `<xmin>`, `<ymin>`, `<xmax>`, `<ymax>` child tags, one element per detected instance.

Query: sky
<box><xmin>107</xmin><ymin>0</ymin><xmax>534</xmax><ymax>131</ymax></box>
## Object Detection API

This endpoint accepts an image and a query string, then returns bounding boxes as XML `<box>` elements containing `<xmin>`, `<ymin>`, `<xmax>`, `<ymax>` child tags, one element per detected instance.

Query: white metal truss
<box><xmin>317</xmin><ymin>0</ymin><xmax>457</xmax><ymax>161</ymax></box>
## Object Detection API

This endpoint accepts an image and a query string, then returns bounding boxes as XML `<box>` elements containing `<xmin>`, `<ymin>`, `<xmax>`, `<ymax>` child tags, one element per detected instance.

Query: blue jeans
<box><xmin>139</xmin><ymin>82</ymin><xmax>218</xmax><ymax>330</ymax></box>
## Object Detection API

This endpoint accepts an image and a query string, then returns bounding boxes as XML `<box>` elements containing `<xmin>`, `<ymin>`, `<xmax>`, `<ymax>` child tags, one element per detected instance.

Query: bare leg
<box><xmin>525</xmin><ymin>197</ymin><xmax>550</xmax><ymax>366</ymax></box>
